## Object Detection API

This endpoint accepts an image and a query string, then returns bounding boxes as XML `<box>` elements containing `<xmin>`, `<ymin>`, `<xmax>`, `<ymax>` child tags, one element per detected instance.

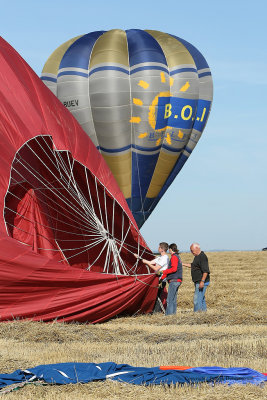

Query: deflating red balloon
<box><xmin>0</xmin><ymin>37</ymin><xmax>158</xmax><ymax>323</ymax></box>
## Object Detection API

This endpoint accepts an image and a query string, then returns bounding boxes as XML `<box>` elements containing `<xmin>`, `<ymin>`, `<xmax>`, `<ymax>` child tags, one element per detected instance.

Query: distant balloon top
<box><xmin>42</xmin><ymin>29</ymin><xmax>213</xmax><ymax>228</ymax></box>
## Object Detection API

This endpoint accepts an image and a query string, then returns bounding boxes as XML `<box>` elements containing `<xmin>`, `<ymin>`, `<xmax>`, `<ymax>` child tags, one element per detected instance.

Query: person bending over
<box><xmin>160</xmin><ymin>243</ymin><xmax>182</xmax><ymax>316</ymax></box>
<box><xmin>183</xmin><ymin>243</ymin><xmax>210</xmax><ymax>312</ymax></box>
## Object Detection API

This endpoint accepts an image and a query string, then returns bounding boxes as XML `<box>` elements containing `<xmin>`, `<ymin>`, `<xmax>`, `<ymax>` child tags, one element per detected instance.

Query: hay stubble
<box><xmin>0</xmin><ymin>251</ymin><xmax>266</xmax><ymax>399</ymax></box>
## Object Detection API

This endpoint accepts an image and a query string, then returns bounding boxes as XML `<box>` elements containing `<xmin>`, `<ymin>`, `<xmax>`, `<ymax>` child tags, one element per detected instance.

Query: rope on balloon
<box><xmin>4</xmin><ymin>135</ymin><xmax>153</xmax><ymax>277</ymax></box>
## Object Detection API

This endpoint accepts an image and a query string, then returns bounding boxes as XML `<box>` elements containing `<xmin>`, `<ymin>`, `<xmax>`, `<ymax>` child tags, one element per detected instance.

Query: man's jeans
<box><xmin>194</xmin><ymin>282</ymin><xmax>209</xmax><ymax>312</ymax></box>
<box><xmin>166</xmin><ymin>281</ymin><xmax>181</xmax><ymax>315</ymax></box>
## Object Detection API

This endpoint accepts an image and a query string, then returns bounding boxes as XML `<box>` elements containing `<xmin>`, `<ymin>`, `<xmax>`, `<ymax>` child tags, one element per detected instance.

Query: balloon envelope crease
<box><xmin>42</xmin><ymin>29</ymin><xmax>213</xmax><ymax>227</ymax></box>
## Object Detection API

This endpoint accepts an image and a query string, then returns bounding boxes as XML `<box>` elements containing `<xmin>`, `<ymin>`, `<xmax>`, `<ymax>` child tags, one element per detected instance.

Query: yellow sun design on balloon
<box><xmin>129</xmin><ymin>72</ymin><xmax>190</xmax><ymax>146</ymax></box>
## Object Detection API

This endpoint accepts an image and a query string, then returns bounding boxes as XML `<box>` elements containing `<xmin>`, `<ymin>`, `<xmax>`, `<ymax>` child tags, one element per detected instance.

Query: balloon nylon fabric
<box><xmin>0</xmin><ymin>234</ymin><xmax>158</xmax><ymax>323</ymax></box>
<box><xmin>41</xmin><ymin>29</ymin><xmax>213</xmax><ymax>228</ymax></box>
<box><xmin>0</xmin><ymin>363</ymin><xmax>266</xmax><ymax>389</ymax></box>
<box><xmin>0</xmin><ymin>37</ymin><xmax>158</xmax><ymax>322</ymax></box>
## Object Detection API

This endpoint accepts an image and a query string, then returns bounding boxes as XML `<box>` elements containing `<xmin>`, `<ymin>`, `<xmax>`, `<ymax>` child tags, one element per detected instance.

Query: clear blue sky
<box><xmin>1</xmin><ymin>0</ymin><xmax>266</xmax><ymax>251</ymax></box>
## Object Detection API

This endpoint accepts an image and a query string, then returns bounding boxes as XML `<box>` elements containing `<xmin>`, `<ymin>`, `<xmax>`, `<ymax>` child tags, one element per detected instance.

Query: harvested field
<box><xmin>0</xmin><ymin>251</ymin><xmax>266</xmax><ymax>399</ymax></box>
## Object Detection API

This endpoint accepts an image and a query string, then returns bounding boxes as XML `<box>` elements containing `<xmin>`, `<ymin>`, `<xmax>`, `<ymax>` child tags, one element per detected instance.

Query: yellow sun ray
<box><xmin>169</xmin><ymin>77</ymin><xmax>174</xmax><ymax>87</ymax></box>
<box><xmin>129</xmin><ymin>117</ymin><xmax>141</xmax><ymax>123</ymax></box>
<box><xmin>133</xmin><ymin>98</ymin><xmax>143</xmax><ymax>106</ymax></box>
<box><xmin>138</xmin><ymin>80</ymin><xmax>149</xmax><ymax>89</ymax></box>
<box><xmin>180</xmin><ymin>81</ymin><xmax>190</xmax><ymax>92</ymax></box>
<box><xmin>178</xmin><ymin>130</ymin><xmax>184</xmax><ymax>139</ymax></box>
<box><xmin>160</xmin><ymin>72</ymin><xmax>166</xmax><ymax>83</ymax></box>
<box><xmin>156</xmin><ymin>137</ymin><xmax>162</xmax><ymax>146</ymax></box>
<box><xmin>138</xmin><ymin>132</ymin><xmax>148</xmax><ymax>139</ymax></box>
<box><xmin>165</xmin><ymin>133</ymin><xmax>172</xmax><ymax>145</ymax></box>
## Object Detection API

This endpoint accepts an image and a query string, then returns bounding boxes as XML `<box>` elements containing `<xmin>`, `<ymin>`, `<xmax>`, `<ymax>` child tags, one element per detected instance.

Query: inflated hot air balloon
<box><xmin>41</xmin><ymin>29</ymin><xmax>213</xmax><ymax>227</ymax></box>
<box><xmin>0</xmin><ymin>37</ymin><xmax>158</xmax><ymax>323</ymax></box>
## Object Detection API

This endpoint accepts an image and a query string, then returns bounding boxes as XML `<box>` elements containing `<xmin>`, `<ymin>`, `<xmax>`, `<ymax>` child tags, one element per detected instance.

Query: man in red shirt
<box><xmin>161</xmin><ymin>243</ymin><xmax>183</xmax><ymax>315</ymax></box>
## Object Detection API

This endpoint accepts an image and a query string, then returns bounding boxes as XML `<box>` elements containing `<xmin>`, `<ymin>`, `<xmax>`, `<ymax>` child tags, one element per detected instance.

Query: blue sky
<box><xmin>1</xmin><ymin>0</ymin><xmax>266</xmax><ymax>250</ymax></box>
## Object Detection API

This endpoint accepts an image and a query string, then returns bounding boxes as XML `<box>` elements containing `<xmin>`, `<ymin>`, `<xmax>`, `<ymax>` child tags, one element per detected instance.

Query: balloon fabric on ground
<box><xmin>0</xmin><ymin>363</ymin><xmax>266</xmax><ymax>391</ymax></box>
<box><xmin>0</xmin><ymin>37</ymin><xmax>158</xmax><ymax>323</ymax></box>
<box><xmin>41</xmin><ymin>29</ymin><xmax>213</xmax><ymax>227</ymax></box>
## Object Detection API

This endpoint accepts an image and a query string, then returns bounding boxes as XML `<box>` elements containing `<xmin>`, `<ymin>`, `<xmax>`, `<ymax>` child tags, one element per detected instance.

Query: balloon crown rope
<box><xmin>4</xmin><ymin>135</ymin><xmax>153</xmax><ymax>279</ymax></box>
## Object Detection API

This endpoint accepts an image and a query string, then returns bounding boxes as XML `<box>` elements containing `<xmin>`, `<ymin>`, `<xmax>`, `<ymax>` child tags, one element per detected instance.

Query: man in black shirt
<box><xmin>183</xmin><ymin>243</ymin><xmax>210</xmax><ymax>312</ymax></box>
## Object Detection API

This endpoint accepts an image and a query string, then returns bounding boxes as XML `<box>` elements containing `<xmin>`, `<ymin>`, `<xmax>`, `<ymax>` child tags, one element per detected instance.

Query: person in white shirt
<box><xmin>134</xmin><ymin>242</ymin><xmax>169</xmax><ymax>313</ymax></box>
<box><xmin>134</xmin><ymin>242</ymin><xmax>169</xmax><ymax>273</ymax></box>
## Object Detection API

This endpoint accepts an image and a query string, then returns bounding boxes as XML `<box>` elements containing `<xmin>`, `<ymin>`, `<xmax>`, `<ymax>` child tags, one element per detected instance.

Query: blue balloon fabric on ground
<box><xmin>0</xmin><ymin>363</ymin><xmax>266</xmax><ymax>389</ymax></box>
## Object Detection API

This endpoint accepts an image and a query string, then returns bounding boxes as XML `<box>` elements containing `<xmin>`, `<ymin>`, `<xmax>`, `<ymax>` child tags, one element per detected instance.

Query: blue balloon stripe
<box><xmin>162</xmin><ymin>144</ymin><xmax>185</xmax><ymax>152</ymax></box>
<box><xmin>100</xmin><ymin>145</ymin><xmax>131</xmax><ymax>153</ymax></box>
<box><xmin>90</xmin><ymin>66</ymin><xmax>169</xmax><ymax>76</ymax></box>
<box><xmin>99</xmin><ymin>144</ymin><xmax>162</xmax><ymax>153</ymax></box>
<box><xmin>59</xmin><ymin>31</ymin><xmax>105</xmax><ymax>70</ymax></box>
<box><xmin>198</xmin><ymin>71</ymin><xmax>212</xmax><ymax>78</ymax></box>
<box><xmin>89</xmin><ymin>66</ymin><xmax>129</xmax><ymax>76</ymax></box>
<box><xmin>126</xmin><ymin>29</ymin><xmax>167</xmax><ymax>67</ymax></box>
<box><xmin>73</xmin><ymin>143</ymin><xmax>188</xmax><ymax>155</ymax></box>
<box><xmin>184</xmin><ymin>146</ymin><xmax>192</xmax><ymax>154</ymax></box>
<box><xmin>170</xmin><ymin>67</ymin><xmax>197</xmax><ymax>76</ymax></box>
<box><xmin>132</xmin><ymin>143</ymin><xmax>165</xmax><ymax>152</ymax></box>
<box><xmin>58</xmin><ymin>71</ymin><xmax>89</xmax><ymax>78</ymax></box>
<box><xmin>131</xmin><ymin>65</ymin><xmax>169</xmax><ymax>74</ymax></box>
<box><xmin>131</xmin><ymin>211</ymin><xmax>146</xmax><ymax>227</ymax></box>
<box><xmin>41</xmin><ymin>76</ymin><xmax>57</xmax><ymax>83</ymax></box>
<box><xmin>54</xmin><ymin>66</ymin><xmax>204</xmax><ymax>78</ymax></box>
<box><xmin>148</xmin><ymin>153</ymin><xmax>189</xmax><ymax>213</ymax></box>
<box><xmin>132</xmin><ymin>152</ymin><xmax>160</xmax><ymax>205</ymax></box>
<box><xmin>170</xmin><ymin>34</ymin><xmax>210</xmax><ymax>71</ymax></box>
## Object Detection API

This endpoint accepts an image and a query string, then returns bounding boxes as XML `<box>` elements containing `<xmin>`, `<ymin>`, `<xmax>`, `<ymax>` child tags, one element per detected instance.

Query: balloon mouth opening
<box><xmin>4</xmin><ymin>135</ymin><xmax>152</xmax><ymax>276</ymax></box>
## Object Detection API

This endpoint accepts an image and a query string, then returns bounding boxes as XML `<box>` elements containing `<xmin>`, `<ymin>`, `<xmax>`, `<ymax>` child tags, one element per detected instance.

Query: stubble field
<box><xmin>0</xmin><ymin>251</ymin><xmax>266</xmax><ymax>399</ymax></box>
